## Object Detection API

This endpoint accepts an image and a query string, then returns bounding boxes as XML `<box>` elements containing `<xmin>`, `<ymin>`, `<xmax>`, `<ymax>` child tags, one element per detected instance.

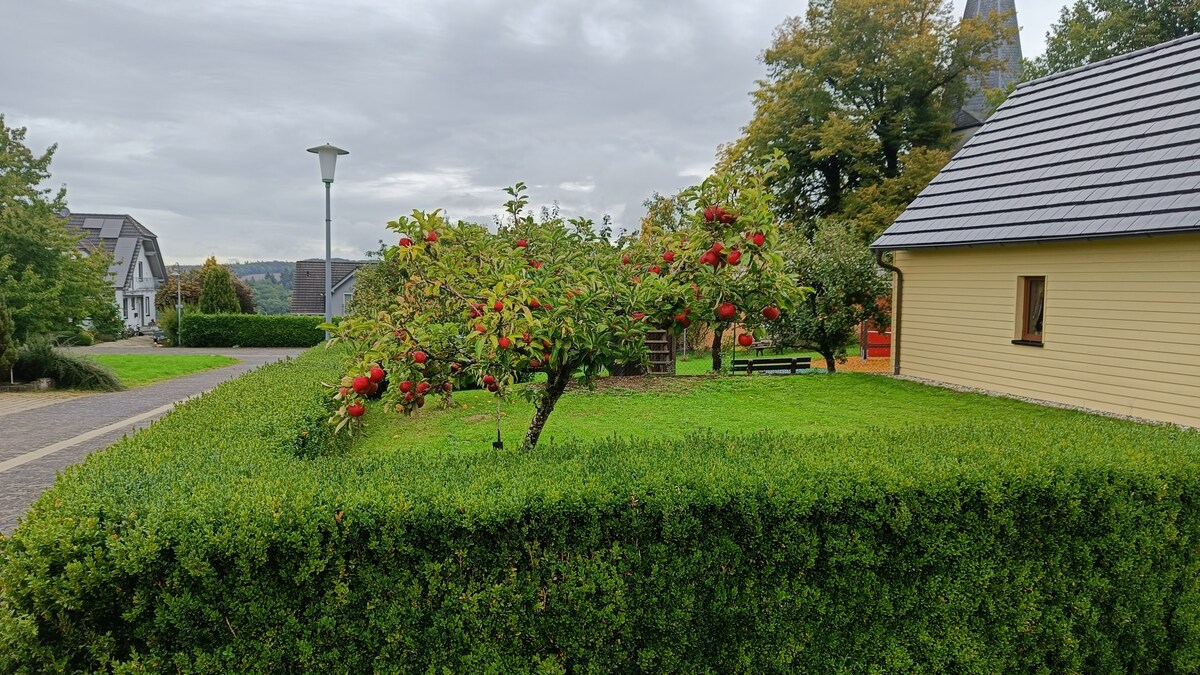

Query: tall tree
<box><xmin>198</xmin><ymin>265</ymin><xmax>241</xmax><ymax>314</ymax></box>
<box><xmin>0</xmin><ymin>116</ymin><xmax>115</xmax><ymax>341</ymax></box>
<box><xmin>1026</xmin><ymin>0</ymin><xmax>1200</xmax><ymax>78</ymax></box>
<box><xmin>723</xmin><ymin>0</ymin><xmax>1012</xmax><ymax>234</ymax></box>
<box><xmin>0</xmin><ymin>293</ymin><xmax>17</xmax><ymax>383</ymax></box>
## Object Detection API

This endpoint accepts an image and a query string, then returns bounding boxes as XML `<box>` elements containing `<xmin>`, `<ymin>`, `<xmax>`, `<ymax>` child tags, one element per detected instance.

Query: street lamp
<box><xmin>173</xmin><ymin>266</ymin><xmax>183</xmax><ymax>347</ymax></box>
<box><xmin>306</xmin><ymin>142</ymin><xmax>349</xmax><ymax>338</ymax></box>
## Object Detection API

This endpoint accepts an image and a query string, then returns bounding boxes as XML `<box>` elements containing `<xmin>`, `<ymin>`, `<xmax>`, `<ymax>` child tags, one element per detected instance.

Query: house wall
<box><xmin>892</xmin><ymin>234</ymin><xmax>1200</xmax><ymax>427</ymax></box>
<box><xmin>117</xmin><ymin>245</ymin><xmax>161</xmax><ymax>330</ymax></box>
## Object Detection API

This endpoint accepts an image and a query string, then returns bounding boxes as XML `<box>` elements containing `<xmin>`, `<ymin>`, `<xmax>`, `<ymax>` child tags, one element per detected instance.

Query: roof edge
<box><xmin>1015</xmin><ymin>32</ymin><xmax>1200</xmax><ymax>91</ymax></box>
<box><xmin>871</xmin><ymin>226</ymin><xmax>1200</xmax><ymax>252</ymax></box>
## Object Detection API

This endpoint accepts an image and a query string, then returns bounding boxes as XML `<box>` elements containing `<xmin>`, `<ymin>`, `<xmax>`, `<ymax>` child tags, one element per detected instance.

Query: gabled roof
<box><xmin>66</xmin><ymin>213</ymin><xmax>168</xmax><ymax>288</ymax></box>
<box><xmin>290</xmin><ymin>259</ymin><xmax>372</xmax><ymax>314</ymax></box>
<box><xmin>874</xmin><ymin>33</ymin><xmax>1200</xmax><ymax>251</ymax></box>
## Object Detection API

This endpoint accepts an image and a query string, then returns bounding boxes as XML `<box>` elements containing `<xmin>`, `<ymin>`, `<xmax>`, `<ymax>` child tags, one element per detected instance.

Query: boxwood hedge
<box><xmin>178</xmin><ymin>313</ymin><xmax>326</xmax><ymax>348</ymax></box>
<box><xmin>2</xmin><ymin>347</ymin><xmax>1199</xmax><ymax>673</ymax></box>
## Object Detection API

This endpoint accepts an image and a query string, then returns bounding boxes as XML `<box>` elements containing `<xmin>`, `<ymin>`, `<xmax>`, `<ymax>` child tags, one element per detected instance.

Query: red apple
<box><xmin>726</xmin><ymin>249</ymin><xmax>742</xmax><ymax>265</ymax></box>
<box><xmin>530</xmin><ymin>260</ymin><xmax>544</xmax><ymax>269</ymax></box>
<box><xmin>367</xmin><ymin>382</ymin><xmax>379</xmax><ymax>395</ymax></box>
<box><xmin>347</xmin><ymin>402</ymin><xmax>365</xmax><ymax>417</ymax></box>
<box><xmin>752</xmin><ymin>232</ymin><xmax>765</xmax><ymax>247</ymax></box>
<box><xmin>493</xmin><ymin>300</ymin><xmax>504</xmax><ymax>312</ymax></box>
<box><xmin>516</xmin><ymin>239</ymin><xmax>528</xmax><ymax>248</ymax></box>
<box><xmin>663</xmin><ymin>251</ymin><xmax>675</xmax><ymax>263</ymax></box>
<box><xmin>711</xmin><ymin>242</ymin><xmax>724</xmax><ymax>254</ymax></box>
<box><xmin>762</xmin><ymin>306</ymin><xmax>780</xmax><ymax>321</ymax></box>
<box><xmin>425</xmin><ymin>231</ymin><xmax>439</xmax><ymax>243</ymax></box>
<box><xmin>522</xmin><ymin>332</ymin><xmax>532</xmax><ymax>343</ymax></box>
<box><xmin>442</xmin><ymin>382</ymin><xmax>453</xmax><ymax>392</ymax></box>
<box><xmin>352</xmin><ymin>375</ymin><xmax>371</xmax><ymax>395</ymax></box>
<box><xmin>530</xmin><ymin>298</ymin><xmax>541</xmax><ymax>309</ymax></box>
<box><xmin>631</xmin><ymin>312</ymin><xmax>645</xmax><ymax>321</ymax></box>
<box><xmin>530</xmin><ymin>359</ymin><xmax>542</xmax><ymax>368</ymax></box>
<box><xmin>717</xmin><ymin>209</ymin><xmax>737</xmax><ymax>225</ymax></box>
<box><xmin>622</xmin><ymin>255</ymin><xmax>631</xmax><ymax>265</ymax></box>
<box><xmin>499</xmin><ymin>336</ymin><xmax>512</xmax><ymax>349</ymax></box>
<box><xmin>482</xmin><ymin>374</ymin><xmax>495</xmax><ymax>386</ymax></box>
<box><xmin>717</xmin><ymin>302</ymin><xmax>736</xmax><ymax>321</ymax></box>
<box><xmin>475</xmin><ymin>324</ymin><xmax>486</xmax><ymax>333</ymax></box>
<box><xmin>417</xmin><ymin>381</ymin><xmax>430</xmax><ymax>394</ymax></box>
<box><xmin>338</xmin><ymin>387</ymin><xmax>349</xmax><ymax>397</ymax></box>
<box><xmin>399</xmin><ymin>380</ymin><xmax>413</xmax><ymax>393</ymax></box>
<box><xmin>399</xmin><ymin>237</ymin><xmax>413</xmax><ymax>247</ymax></box>
<box><xmin>703</xmin><ymin>206</ymin><xmax>719</xmax><ymax>222</ymax></box>
<box><xmin>648</xmin><ymin>265</ymin><xmax>661</xmax><ymax>275</ymax></box>
<box><xmin>450</xmin><ymin>363</ymin><xmax>462</xmax><ymax>372</ymax></box>
<box><xmin>543</xmin><ymin>303</ymin><xmax>552</xmax><ymax>311</ymax></box>
<box><xmin>368</xmin><ymin>365</ymin><xmax>385</xmax><ymax>383</ymax></box>
<box><xmin>738</xmin><ymin>333</ymin><xmax>754</xmax><ymax>347</ymax></box>
<box><xmin>404</xmin><ymin>391</ymin><xmax>415</xmax><ymax>402</ymax></box>
<box><xmin>412</xmin><ymin>351</ymin><xmax>427</xmax><ymax>364</ymax></box>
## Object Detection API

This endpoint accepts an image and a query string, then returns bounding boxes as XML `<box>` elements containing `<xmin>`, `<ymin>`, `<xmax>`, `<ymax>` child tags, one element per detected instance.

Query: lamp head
<box><xmin>307</xmin><ymin>143</ymin><xmax>349</xmax><ymax>183</ymax></box>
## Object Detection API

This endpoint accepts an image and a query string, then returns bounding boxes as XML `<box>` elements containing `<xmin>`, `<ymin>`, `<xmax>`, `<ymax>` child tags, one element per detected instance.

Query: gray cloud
<box><xmin>4</xmin><ymin>0</ymin><xmax>1065</xmax><ymax>263</ymax></box>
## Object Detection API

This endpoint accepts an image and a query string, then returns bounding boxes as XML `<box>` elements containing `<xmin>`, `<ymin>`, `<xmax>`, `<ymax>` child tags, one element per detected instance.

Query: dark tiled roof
<box><xmin>290</xmin><ymin>259</ymin><xmax>370</xmax><ymax>314</ymax></box>
<box><xmin>874</xmin><ymin>33</ymin><xmax>1200</xmax><ymax>250</ymax></box>
<box><xmin>65</xmin><ymin>213</ymin><xmax>168</xmax><ymax>288</ymax></box>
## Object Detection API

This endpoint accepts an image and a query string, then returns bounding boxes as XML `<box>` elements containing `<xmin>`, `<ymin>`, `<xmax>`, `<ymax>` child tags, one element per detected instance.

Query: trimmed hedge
<box><xmin>2</xmin><ymin>350</ymin><xmax>1200</xmax><ymax>672</ymax></box>
<box><xmin>178</xmin><ymin>313</ymin><xmax>326</xmax><ymax>348</ymax></box>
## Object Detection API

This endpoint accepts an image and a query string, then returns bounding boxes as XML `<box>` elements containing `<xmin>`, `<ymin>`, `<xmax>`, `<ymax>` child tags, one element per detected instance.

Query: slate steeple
<box><xmin>954</xmin><ymin>0</ymin><xmax>1022</xmax><ymax>131</ymax></box>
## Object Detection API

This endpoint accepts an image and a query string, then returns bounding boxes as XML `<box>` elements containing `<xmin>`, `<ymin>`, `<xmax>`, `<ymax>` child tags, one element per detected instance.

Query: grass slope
<box><xmin>90</xmin><ymin>354</ymin><xmax>239</xmax><ymax>387</ymax></box>
<box><xmin>356</xmin><ymin>373</ymin><xmax>1107</xmax><ymax>454</ymax></box>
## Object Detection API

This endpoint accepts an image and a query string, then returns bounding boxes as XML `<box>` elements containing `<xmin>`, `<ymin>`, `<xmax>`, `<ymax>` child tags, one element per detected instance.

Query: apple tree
<box><xmin>328</xmin><ymin>169</ymin><xmax>804</xmax><ymax>449</ymax></box>
<box><xmin>629</xmin><ymin>159</ymin><xmax>806</xmax><ymax>371</ymax></box>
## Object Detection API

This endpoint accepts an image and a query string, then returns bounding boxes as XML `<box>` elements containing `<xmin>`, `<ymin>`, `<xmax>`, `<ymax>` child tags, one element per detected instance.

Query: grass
<box><xmin>90</xmin><ymin>354</ymin><xmax>239</xmax><ymax>387</ymax></box>
<box><xmin>356</xmin><ymin>372</ymin><xmax>1110</xmax><ymax>455</ymax></box>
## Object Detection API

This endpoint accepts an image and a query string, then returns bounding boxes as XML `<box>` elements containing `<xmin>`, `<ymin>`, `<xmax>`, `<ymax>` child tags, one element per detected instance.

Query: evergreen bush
<box><xmin>179</xmin><ymin>313</ymin><xmax>326</xmax><ymax>348</ymax></box>
<box><xmin>198</xmin><ymin>266</ymin><xmax>241</xmax><ymax>314</ymax></box>
<box><xmin>2</xmin><ymin>346</ymin><xmax>1198</xmax><ymax>671</ymax></box>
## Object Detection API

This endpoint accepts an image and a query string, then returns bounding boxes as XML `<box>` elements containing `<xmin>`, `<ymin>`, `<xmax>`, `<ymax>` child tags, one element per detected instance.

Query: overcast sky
<box><xmin>5</xmin><ymin>0</ymin><xmax>1070</xmax><ymax>265</ymax></box>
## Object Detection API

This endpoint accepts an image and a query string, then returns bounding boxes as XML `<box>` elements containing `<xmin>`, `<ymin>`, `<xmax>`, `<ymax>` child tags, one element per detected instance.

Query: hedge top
<box><xmin>6</xmin><ymin>346</ymin><xmax>1200</xmax><ymax>536</ymax></box>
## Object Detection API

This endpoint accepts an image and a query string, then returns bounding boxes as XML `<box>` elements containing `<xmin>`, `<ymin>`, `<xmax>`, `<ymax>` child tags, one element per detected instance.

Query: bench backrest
<box><xmin>731</xmin><ymin>357</ymin><xmax>813</xmax><ymax>374</ymax></box>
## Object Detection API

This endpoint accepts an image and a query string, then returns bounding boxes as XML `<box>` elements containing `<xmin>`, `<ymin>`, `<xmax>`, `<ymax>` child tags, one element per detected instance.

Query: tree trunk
<box><xmin>523</xmin><ymin>367</ymin><xmax>573</xmax><ymax>449</ymax></box>
<box><xmin>821</xmin><ymin>350</ymin><xmax>837</xmax><ymax>374</ymax></box>
<box><xmin>710</xmin><ymin>324</ymin><xmax>726</xmax><ymax>372</ymax></box>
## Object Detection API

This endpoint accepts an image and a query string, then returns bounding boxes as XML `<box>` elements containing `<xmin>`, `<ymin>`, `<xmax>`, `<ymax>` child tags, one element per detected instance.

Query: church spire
<box><xmin>957</xmin><ymin>0</ymin><xmax>1022</xmax><ymax>127</ymax></box>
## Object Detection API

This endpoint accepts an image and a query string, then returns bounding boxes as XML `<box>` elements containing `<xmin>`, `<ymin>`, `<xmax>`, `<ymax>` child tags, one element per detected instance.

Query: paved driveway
<box><xmin>0</xmin><ymin>346</ymin><xmax>306</xmax><ymax>534</ymax></box>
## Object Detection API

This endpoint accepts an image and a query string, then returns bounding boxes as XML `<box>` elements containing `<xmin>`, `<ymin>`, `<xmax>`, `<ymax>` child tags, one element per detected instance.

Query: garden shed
<box><xmin>872</xmin><ymin>34</ymin><xmax>1200</xmax><ymax>427</ymax></box>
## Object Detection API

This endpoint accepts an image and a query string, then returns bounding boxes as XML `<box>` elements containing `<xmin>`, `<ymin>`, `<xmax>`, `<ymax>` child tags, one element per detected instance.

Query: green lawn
<box><xmin>357</xmin><ymin>372</ymin><xmax>1116</xmax><ymax>455</ymax></box>
<box><xmin>91</xmin><ymin>354</ymin><xmax>239</xmax><ymax>387</ymax></box>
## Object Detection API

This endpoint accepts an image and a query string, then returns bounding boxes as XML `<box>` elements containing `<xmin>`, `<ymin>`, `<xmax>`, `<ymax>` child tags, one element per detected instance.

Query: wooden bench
<box><xmin>732</xmin><ymin>356</ymin><xmax>812</xmax><ymax>375</ymax></box>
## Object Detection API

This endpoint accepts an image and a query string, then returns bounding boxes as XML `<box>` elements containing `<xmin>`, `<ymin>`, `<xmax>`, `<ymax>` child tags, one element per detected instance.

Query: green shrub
<box><xmin>72</xmin><ymin>330</ymin><xmax>94</xmax><ymax>347</ymax></box>
<box><xmin>2</xmin><ymin>352</ymin><xmax>1200</xmax><ymax>672</ymax></box>
<box><xmin>11</xmin><ymin>337</ymin><xmax>121</xmax><ymax>390</ymax></box>
<box><xmin>179</xmin><ymin>313</ymin><xmax>327</xmax><ymax>348</ymax></box>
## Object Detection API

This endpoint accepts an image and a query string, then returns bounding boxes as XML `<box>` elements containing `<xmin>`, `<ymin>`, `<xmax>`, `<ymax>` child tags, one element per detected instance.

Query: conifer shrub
<box><xmin>1</xmin><ymin>347</ymin><xmax>1199</xmax><ymax>672</ymax></box>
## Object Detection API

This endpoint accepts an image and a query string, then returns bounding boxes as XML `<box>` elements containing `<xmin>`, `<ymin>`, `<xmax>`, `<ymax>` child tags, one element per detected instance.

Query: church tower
<box><xmin>953</xmin><ymin>0</ymin><xmax>1022</xmax><ymax>134</ymax></box>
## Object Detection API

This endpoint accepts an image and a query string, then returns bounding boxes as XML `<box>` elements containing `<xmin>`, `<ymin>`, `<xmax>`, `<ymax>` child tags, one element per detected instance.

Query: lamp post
<box><xmin>306</xmin><ymin>143</ymin><xmax>349</xmax><ymax>338</ymax></box>
<box><xmin>173</xmin><ymin>267</ymin><xmax>183</xmax><ymax>347</ymax></box>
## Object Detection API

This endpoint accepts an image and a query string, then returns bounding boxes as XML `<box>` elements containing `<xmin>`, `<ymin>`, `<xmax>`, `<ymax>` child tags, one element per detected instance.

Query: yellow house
<box><xmin>872</xmin><ymin>34</ymin><xmax>1200</xmax><ymax>427</ymax></box>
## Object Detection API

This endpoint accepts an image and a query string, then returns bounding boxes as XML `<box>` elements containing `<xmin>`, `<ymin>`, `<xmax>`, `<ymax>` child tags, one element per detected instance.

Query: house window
<box><xmin>138</xmin><ymin>261</ymin><xmax>144</xmax><ymax>281</ymax></box>
<box><xmin>1016</xmin><ymin>276</ymin><xmax>1045</xmax><ymax>345</ymax></box>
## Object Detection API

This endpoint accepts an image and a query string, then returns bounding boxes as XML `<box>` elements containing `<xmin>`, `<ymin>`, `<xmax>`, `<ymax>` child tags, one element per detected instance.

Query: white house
<box><xmin>66</xmin><ymin>213</ymin><xmax>168</xmax><ymax>332</ymax></box>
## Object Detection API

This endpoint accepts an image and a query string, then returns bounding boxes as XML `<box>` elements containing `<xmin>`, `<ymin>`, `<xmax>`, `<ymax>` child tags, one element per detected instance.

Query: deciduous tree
<box><xmin>1025</xmin><ymin>0</ymin><xmax>1200</xmax><ymax>79</ymax></box>
<box><xmin>723</xmin><ymin>0</ymin><xmax>1012</xmax><ymax>236</ymax></box>
<box><xmin>330</xmin><ymin>169</ymin><xmax>805</xmax><ymax>449</ymax></box>
<box><xmin>768</xmin><ymin>222</ymin><xmax>890</xmax><ymax>373</ymax></box>
<box><xmin>0</xmin><ymin>116</ymin><xmax>115</xmax><ymax>341</ymax></box>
